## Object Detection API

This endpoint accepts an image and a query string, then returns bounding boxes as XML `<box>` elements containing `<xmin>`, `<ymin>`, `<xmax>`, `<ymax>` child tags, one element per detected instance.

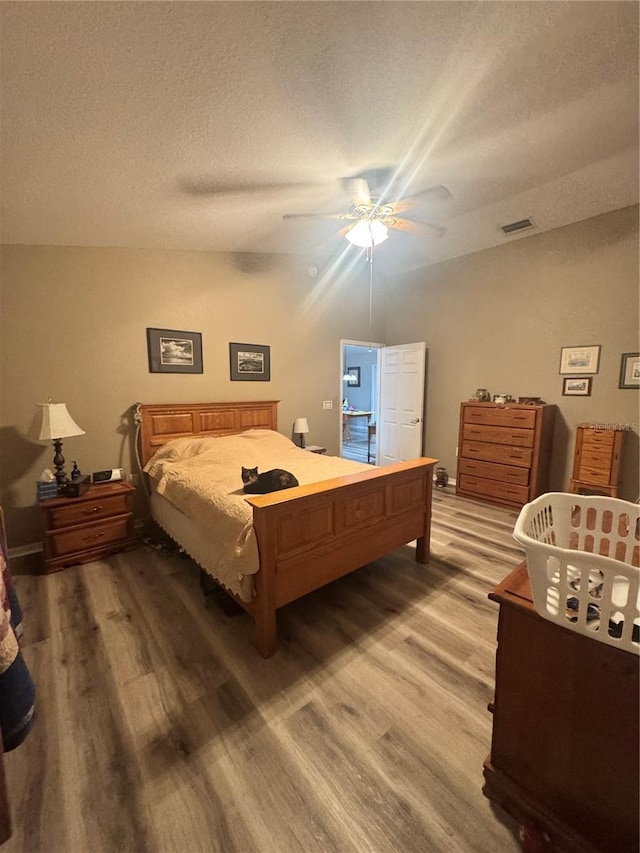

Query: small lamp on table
<box><xmin>29</xmin><ymin>401</ymin><xmax>85</xmax><ymax>488</ymax></box>
<box><xmin>293</xmin><ymin>417</ymin><xmax>309</xmax><ymax>449</ymax></box>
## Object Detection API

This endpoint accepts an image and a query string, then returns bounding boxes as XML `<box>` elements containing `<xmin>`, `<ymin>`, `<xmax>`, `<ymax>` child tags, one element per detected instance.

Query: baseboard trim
<box><xmin>8</xmin><ymin>542</ymin><xmax>43</xmax><ymax>559</ymax></box>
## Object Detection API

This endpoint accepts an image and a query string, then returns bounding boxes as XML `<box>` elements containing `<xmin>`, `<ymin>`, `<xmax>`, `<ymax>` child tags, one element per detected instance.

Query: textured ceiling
<box><xmin>1</xmin><ymin>1</ymin><xmax>638</xmax><ymax>275</ymax></box>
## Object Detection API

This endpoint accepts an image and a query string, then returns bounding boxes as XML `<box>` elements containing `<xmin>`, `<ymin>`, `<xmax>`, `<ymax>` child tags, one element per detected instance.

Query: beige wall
<box><xmin>382</xmin><ymin>206</ymin><xmax>640</xmax><ymax>501</ymax></box>
<box><xmin>0</xmin><ymin>246</ymin><xmax>382</xmax><ymax>546</ymax></box>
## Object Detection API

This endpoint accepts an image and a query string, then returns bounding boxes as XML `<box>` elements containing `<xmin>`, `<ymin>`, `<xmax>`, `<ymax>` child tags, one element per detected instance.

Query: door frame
<box><xmin>339</xmin><ymin>339</ymin><xmax>384</xmax><ymax>457</ymax></box>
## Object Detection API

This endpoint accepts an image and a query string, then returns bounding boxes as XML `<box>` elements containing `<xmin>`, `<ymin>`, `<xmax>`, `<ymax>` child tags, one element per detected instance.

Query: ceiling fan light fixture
<box><xmin>345</xmin><ymin>219</ymin><xmax>389</xmax><ymax>248</ymax></box>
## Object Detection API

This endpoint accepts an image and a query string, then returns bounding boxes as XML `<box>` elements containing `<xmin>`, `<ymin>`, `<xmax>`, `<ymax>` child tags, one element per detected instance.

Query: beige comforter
<box><xmin>144</xmin><ymin>429</ymin><xmax>371</xmax><ymax>598</ymax></box>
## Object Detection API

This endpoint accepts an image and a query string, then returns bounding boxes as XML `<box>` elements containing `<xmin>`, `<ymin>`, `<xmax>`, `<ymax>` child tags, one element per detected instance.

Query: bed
<box><xmin>136</xmin><ymin>400</ymin><xmax>438</xmax><ymax>656</ymax></box>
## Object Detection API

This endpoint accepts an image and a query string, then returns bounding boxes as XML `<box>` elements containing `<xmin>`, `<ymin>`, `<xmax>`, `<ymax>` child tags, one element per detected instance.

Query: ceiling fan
<box><xmin>282</xmin><ymin>168</ymin><xmax>452</xmax><ymax>248</ymax></box>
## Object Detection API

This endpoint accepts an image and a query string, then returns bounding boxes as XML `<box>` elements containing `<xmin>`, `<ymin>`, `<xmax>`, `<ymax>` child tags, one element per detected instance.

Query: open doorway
<box><xmin>340</xmin><ymin>340</ymin><xmax>383</xmax><ymax>464</ymax></box>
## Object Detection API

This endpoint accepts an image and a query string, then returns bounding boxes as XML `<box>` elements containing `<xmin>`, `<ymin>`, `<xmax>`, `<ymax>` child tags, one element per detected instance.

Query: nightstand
<box><xmin>39</xmin><ymin>481</ymin><xmax>137</xmax><ymax>573</ymax></box>
<box><xmin>303</xmin><ymin>445</ymin><xmax>327</xmax><ymax>454</ymax></box>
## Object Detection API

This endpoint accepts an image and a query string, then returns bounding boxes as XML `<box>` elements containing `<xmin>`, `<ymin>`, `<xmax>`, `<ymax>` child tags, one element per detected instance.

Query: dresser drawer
<box><xmin>462</xmin><ymin>441</ymin><xmax>533</xmax><ymax>468</ymax></box>
<box><xmin>573</xmin><ymin>466</ymin><xmax>610</xmax><ymax>487</ymax></box>
<box><xmin>47</xmin><ymin>515</ymin><xmax>132</xmax><ymax>557</ymax></box>
<box><xmin>579</xmin><ymin>448</ymin><xmax>614</xmax><ymax>471</ymax></box>
<box><xmin>462</xmin><ymin>424</ymin><xmax>534</xmax><ymax>448</ymax></box>
<box><xmin>582</xmin><ymin>430</ymin><xmax>615</xmax><ymax>450</ymax></box>
<box><xmin>48</xmin><ymin>493</ymin><xmax>130</xmax><ymax>528</ymax></box>
<box><xmin>459</xmin><ymin>474</ymin><xmax>529</xmax><ymax>505</ymax></box>
<box><xmin>458</xmin><ymin>458</ymin><xmax>530</xmax><ymax>486</ymax></box>
<box><xmin>463</xmin><ymin>406</ymin><xmax>537</xmax><ymax>429</ymax></box>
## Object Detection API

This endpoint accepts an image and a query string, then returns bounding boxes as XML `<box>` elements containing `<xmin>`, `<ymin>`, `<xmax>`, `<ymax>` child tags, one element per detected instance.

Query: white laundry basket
<box><xmin>513</xmin><ymin>493</ymin><xmax>639</xmax><ymax>654</ymax></box>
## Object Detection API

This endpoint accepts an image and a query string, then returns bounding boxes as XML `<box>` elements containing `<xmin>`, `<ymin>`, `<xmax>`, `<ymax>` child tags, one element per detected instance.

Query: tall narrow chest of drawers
<box><xmin>456</xmin><ymin>402</ymin><xmax>556</xmax><ymax>509</ymax></box>
<box><xmin>569</xmin><ymin>423</ymin><xmax>625</xmax><ymax>497</ymax></box>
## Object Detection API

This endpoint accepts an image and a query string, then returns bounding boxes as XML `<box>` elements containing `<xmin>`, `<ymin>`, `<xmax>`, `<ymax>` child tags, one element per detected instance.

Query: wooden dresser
<box><xmin>39</xmin><ymin>481</ymin><xmax>137</xmax><ymax>573</ymax></box>
<box><xmin>484</xmin><ymin>562</ymin><xmax>639</xmax><ymax>852</ymax></box>
<box><xmin>569</xmin><ymin>423</ymin><xmax>626</xmax><ymax>497</ymax></box>
<box><xmin>456</xmin><ymin>402</ymin><xmax>556</xmax><ymax>508</ymax></box>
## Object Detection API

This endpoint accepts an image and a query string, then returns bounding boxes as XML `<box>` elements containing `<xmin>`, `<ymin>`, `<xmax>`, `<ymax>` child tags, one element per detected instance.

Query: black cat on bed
<box><xmin>241</xmin><ymin>466</ymin><xmax>299</xmax><ymax>494</ymax></box>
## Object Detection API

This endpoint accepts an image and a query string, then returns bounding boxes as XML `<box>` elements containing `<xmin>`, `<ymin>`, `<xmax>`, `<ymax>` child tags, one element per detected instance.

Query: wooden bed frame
<box><xmin>136</xmin><ymin>400</ymin><xmax>438</xmax><ymax>657</ymax></box>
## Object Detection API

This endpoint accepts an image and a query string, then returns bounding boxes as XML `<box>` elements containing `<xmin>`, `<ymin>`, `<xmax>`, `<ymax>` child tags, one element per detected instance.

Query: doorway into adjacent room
<box><xmin>340</xmin><ymin>340</ymin><xmax>383</xmax><ymax>464</ymax></box>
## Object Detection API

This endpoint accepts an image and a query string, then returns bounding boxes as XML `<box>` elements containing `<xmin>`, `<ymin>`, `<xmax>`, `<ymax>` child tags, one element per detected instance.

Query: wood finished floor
<box><xmin>4</xmin><ymin>489</ymin><xmax>527</xmax><ymax>853</ymax></box>
<box><xmin>341</xmin><ymin>423</ymin><xmax>375</xmax><ymax>465</ymax></box>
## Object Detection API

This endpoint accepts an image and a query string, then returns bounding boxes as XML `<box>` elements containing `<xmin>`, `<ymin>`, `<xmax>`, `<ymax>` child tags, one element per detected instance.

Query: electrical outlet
<box><xmin>323</xmin><ymin>400</ymin><xmax>333</xmax><ymax>410</ymax></box>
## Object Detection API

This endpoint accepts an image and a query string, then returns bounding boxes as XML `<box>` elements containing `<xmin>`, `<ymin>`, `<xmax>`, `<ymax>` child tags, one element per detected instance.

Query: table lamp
<box><xmin>293</xmin><ymin>417</ymin><xmax>309</xmax><ymax>448</ymax></box>
<box><xmin>30</xmin><ymin>401</ymin><xmax>85</xmax><ymax>487</ymax></box>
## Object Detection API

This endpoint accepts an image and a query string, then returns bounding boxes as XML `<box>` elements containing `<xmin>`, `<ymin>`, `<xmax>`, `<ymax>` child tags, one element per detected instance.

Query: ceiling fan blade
<box><xmin>282</xmin><ymin>212</ymin><xmax>353</xmax><ymax>221</ymax></box>
<box><xmin>343</xmin><ymin>177</ymin><xmax>371</xmax><ymax>206</ymax></box>
<box><xmin>390</xmin><ymin>185</ymin><xmax>453</xmax><ymax>214</ymax></box>
<box><xmin>386</xmin><ymin>217</ymin><xmax>446</xmax><ymax>238</ymax></box>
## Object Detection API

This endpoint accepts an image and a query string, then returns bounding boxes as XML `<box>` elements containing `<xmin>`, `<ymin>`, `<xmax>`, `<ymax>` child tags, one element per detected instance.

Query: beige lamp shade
<box><xmin>293</xmin><ymin>417</ymin><xmax>309</xmax><ymax>448</ymax></box>
<box><xmin>30</xmin><ymin>403</ymin><xmax>85</xmax><ymax>440</ymax></box>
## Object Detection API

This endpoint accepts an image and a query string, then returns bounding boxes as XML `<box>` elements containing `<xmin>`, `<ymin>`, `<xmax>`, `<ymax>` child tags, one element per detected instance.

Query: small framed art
<box><xmin>559</xmin><ymin>345</ymin><xmax>600</xmax><ymax>375</ymax></box>
<box><xmin>562</xmin><ymin>377</ymin><xmax>592</xmax><ymax>397</ymax></box>
<box><xmin>619</xmin><ymin>352</ymin><xmax>640</xmax><ymax>389</ymax></box>
<box><xmin>346</xmin><ymin>366</ymin><xmax>361</xmax><ymax>387</ymax></box>
<box><xmin>229</xmin><ymin>342</ymin><xmax>270</xmax><ymax>381</ymax></box>
<box><xmin>146</xmin><ymin>328</ymin><xmax>203</xmax><ymax>374</ymax></box>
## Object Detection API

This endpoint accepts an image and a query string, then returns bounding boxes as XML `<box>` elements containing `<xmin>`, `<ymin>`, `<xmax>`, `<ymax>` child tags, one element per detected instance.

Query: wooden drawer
<box><xmin>461</xmin><ymin>441</ymin><xmax>533</xmax><ymax>468</ymax></box>
<box><xmin>457</xmin><ymin>458</ymin><xmax>530</xmax><ymax>486</ymax></box>
<box><xmin>579</xmin><ymin>448</ymin><xmax>613</xmax><ymax>471</ymax></box>
<box><xmin>573</xmin><ymin>466</ymin><xmax>611</xmax><ymax>486</ymax></box>
<box><xmin>48</xmin><ymin>493</ymin><xmax>130</xmax><ymax>528</ymax></box>
<box><xmin>458</xmin><ymin>474</ymin><xmax>529</xmax><ymax>505</ymax></box>
<box><xmin>581</xmin><ymin>429</ymin><xmax>615</xmax><ymax>450</ymax></box>
<box><xmin>463</xmin><ymin>406</ymin><xmax>537</xmax><ymax>429</ymax></box>
<box><xmin>462</xmin><ymin>424</ymin><xmax>534</xmax><ymax>448</ymax></box>
<box><xmin>47</xmin><ymin>515</ymin><xmax>131</xmax><ymax>557</ymax></box>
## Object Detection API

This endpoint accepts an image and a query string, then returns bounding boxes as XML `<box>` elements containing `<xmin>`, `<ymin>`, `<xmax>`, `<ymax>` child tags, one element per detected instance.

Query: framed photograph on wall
<box><xmin>559</xmin><ymin>345</ymin><xmax>600</xmax><ymax>375</ymax></box>
<box><xmin>562</xmin><ymin>377</ymin><xmax>592</xmax><ymax>397</ymax></box>
<box><xmin>619</xmin><ymin>352</ymin><xmax>640</xmax><ymax>389</ymax></box>
<box><xmin>146</xmin><ymin>328</ymin><xmax>203</xmax><ymax>374</ymax></box>
<box><xmin>229</xmin><ymin>342</ymin><xmax>270</xmax><ymax>381</ymax></box>
<box><xmin>346</xmin><ymin>366</ymin><xmax>361</xmax><ymax>387</ymax></box>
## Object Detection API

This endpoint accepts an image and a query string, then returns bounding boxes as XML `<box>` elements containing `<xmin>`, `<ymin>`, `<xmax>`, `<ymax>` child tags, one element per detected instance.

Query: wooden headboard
<box><xmin>136</xmin><ymin>401</ymin><xmax>279</xmax><ymax>466</ymax></box>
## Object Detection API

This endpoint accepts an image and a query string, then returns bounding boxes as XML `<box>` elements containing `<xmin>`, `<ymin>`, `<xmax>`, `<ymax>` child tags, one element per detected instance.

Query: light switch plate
<box><xmin>323</xmin><ymin>400</ymin><xmax>333</xmax><ymax>409</ymax></box>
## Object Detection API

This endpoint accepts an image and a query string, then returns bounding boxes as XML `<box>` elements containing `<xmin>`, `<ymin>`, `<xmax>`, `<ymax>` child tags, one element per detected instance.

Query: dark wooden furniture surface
<box><xmin>137</xmin><ymin>400</ymin><xmax>437</xmax><ymax>657</ymax></box>
<box><xmin>456</xmin><ymin>402</ymin><xmax>556</xmax><ymax>508</ymax></box>
<box><xmin>39</xmin><ymin>481</ymin><xmax>137</xmax><ymax>573</ymax></box>
<box><xmin>484</xmin><ymin>562</ymin><xmax>639</xmax><ymax>853</ymax></box>
<box><xmin>569</xmin><ymin>423</ymin><xmax>626</xmax><ymax>497</ymax></box>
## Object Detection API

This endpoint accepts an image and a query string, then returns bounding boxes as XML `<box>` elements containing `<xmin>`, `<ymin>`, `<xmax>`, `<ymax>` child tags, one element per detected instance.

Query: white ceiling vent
<box><xmin>500</xmin><ymin>218</ymin><xmax>536</xmax><ymax>235</ymax></box>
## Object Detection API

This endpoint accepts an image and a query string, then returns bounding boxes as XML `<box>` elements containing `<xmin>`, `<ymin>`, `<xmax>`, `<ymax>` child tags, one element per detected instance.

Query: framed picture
<box><xmin>619</xmin><ymin>352</ymin><xmax>640</xmax><ymax>389</ymax></box>
<box><xmin>562</xmin><ymin>377</ymin><xmax>592</xmax><ymax>397</ymax></box>
<box><xmin>146</xmin><ymin>327</ymin><xmax>203</xmax><ymax>374</ymax></box>
<box><xmin>559</xmin><ymin>345</ymin><xmax>600</xmax><ymax>375</ymax></box>
<box><xmin>346</xmin><ymin>366</ymin><xmax>361</xmax><ymax>387</ymax></box>
<box><xmin>229</xmin><ymin>342</ymin><xmax>270</xmax><ymax>381</ymax></box>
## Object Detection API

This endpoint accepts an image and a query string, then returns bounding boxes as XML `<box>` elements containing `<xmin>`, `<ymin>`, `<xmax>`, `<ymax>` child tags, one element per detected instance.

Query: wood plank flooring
<box><xmin>3</xmin><ymin>489</ymin><xmax>527</xmax><ymax>852</ymax></box>
<box><xmin>341</xmin><ymin>421</ymin><xmax>374</xmax><ymax>464</ymax></box>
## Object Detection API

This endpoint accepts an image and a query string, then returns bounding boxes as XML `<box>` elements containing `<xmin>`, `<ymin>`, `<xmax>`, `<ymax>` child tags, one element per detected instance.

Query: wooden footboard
<box><xmin>136</xmin><ymin>400</ymin><xmax>437</xmax><ymax>657</ymax></box>
<box><xmin>245</xmin><ymin>457</ymin><xmax>437</xmax><ymax>656</ymax></box>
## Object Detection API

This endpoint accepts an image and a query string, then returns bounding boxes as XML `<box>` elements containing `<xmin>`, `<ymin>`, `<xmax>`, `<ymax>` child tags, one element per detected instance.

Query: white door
<box><xmin>377</xmin><ymin>342</ymin><xmax>426</xmax><ymax>464</ymax></box>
